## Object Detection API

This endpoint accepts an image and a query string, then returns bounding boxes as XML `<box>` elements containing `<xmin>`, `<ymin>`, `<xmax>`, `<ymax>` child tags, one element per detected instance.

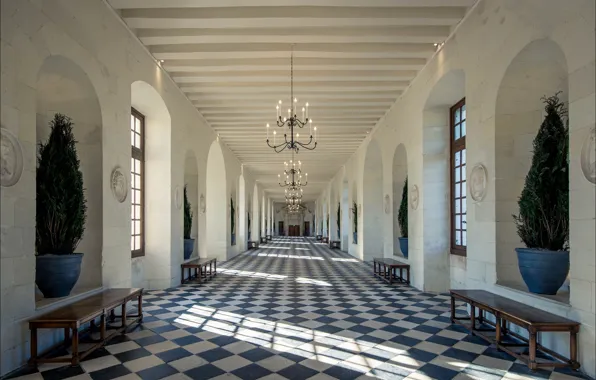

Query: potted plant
<box><xmin>36</xmin><ymin>114</ymin><xmax>87</xmax><ymax>298</ymax></box>
<box><xmin>230</xmin><ymin>197</ymin><xmax>236</xmax><ymax>245</ymax></box>
<box><xmin>398</xmin><ymin>177</ymin><xmax>409</xmax><ymax>258</ymax></box>
<box><xmin>336</xmin><ymin>203</ymin><xmax>340</xmax><ymax>240</ymax></box>
<box><xmin>247</xmin><ymin>211</ymin><xmax>251</xmax><ymax>241</ymax></box>
<box><xmin>352</xmin><ymin>202</ymin><xmax>358</xmax><ymax>244</ymax></box>
<box><xmin>513</xmin><ymin>93</ymin><xmax>569</xmax><ymax>295</ymax></box>
<box><xmin>183</xmin><ymin>185</ymin><xmax>194</xmax><ymax>260</ymax></box>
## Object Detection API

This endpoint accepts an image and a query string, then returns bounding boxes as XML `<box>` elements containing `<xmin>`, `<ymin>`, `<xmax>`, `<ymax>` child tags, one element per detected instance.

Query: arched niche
<box><xmin>495</xmin><ymin>39</ymin><xmax>569</xmax><ymax>290</ymax></box>
<box><xmin>252</xmin><ymin>184</ymin><xmax>259</xmax><ymax>240</ymax></box>
<box><xmin>363</xmin><ymin>139</ymin><xmax>384</xmax><ymax>262</ymax></box>
<box><xmin>422</xmin><ymin>69</ymin><xmax>465</xmax><ymax>292</ymax></box>
<box><xmin>392</xmin><ymin>144</ymin><xmax>408</xmax><ymax>257</ymax></box>
<box><xmin>36</xmin><ymin>55</ymin><xmax>103</xmax><ymax>295</ymax></box>
<box><xmin>238</xmin><ymin>175</ymin><xmax>246</xmax><ymax>251</ymax></box>
<box><xmin>184</xmin><ymin>150</ymin><xmax>199</xmax><ymax>259</ymax></box>
<box><xmin>341</xmin><ymin>180</ymin><xmax>350</xmax><ymax>251</ymax></box>
<box><xmin>131</xmin><ymin>80</ymin><xmax>172</xmax><ymax>289</ymax></box>
<box><xmin>351</xmin><ymin>181</ymin><xmax>358</xmax><ymax>245</ymax></box>
<box><xmin>206</xmin><ymin>141</ymin><xmax>227</xmax><ymax>261</ymax></box>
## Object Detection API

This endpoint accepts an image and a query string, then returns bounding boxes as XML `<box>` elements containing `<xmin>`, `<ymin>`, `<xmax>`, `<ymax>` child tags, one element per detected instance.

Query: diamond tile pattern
<box><xmin>8</xmin><ymin>238</ymin><xmax>590</xmax><ymax>380</ymax></box>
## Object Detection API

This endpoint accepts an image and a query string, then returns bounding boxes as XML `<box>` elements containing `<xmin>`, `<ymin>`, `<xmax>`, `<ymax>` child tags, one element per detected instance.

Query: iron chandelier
<box><xmin>266</xmin><ymin>45</ymin><xmax>318</xmax><ymax>153</ymax></box>
<box><xmin>278</xmin><ymin>158</ymin><xmax>307</xmax><ymax>190</ymax></box>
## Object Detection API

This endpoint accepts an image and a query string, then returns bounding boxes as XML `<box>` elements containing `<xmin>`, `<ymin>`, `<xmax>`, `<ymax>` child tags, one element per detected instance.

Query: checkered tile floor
<box><xmin>9</xmin><ymin>237</ymin><xmax>590</xmax><ymax>380</ymax></box>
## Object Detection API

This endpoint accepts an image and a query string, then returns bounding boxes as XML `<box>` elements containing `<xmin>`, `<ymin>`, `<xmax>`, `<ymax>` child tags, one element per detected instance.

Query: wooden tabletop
<box><xmin>30</xmin><ymin>288</ymin><xmax>143</xmax><ymax>324</ymax></box>
<box><xmin>374</xmin><ymin>257</ymin><xmax>409</xmax><ymax>267</ymax></box>
<box><xmin>181</xmin><ymin>257</ymin><xmax>216</xmax><ymax>266</ymax></box>
<box><xmin>450</xmin><ymin>289</ymin><xmax>580</xmax><ymax>327</ymax></box>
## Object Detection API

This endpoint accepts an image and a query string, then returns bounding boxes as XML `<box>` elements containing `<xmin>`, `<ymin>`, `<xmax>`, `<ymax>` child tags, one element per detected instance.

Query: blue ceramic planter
<box><xmin>398</xmin><ymin>237</ymin><xmax>409</xmax><ymax>258</ymax></box>
<box><xmin>353</xmin><ymin>232</ymin><xmax>358</xmax><ymax>244</ymax></box>
<box><xmin>36</xmin><ymin>253</ymin><xmax>83</xmax><ymax>298</ymax></box>
<box><xmin>516</xmin><ymin>248</ymin><xmax>569</xmax><ymax>295</ymax></box>
<box><xmin>184</xmin><ymin>238</ymin><xmax>195</xmax><ymax>260</ymax></box>
<box><xmin>231</xmin><ymin>233</ymin><xmax>236</xmax><ymax>246</ymax></box>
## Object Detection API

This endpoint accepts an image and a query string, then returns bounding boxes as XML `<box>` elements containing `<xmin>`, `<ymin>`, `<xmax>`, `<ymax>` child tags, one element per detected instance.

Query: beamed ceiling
<box><xmin>107</xmin><ymin>0</ymin><xmax>475</xmax><ymax>201</ymax></box>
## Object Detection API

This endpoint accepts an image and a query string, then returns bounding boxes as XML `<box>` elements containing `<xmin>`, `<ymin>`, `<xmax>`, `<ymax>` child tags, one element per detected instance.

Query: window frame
<box><xmin>131</xmin><ymin>107</ymin><xmax>145</xmax><ymax>258</ymax></box>
<box><xmin>450</xmin><ymin>98</ymin><xmax>467</xmax><ymax>256</ymax></box>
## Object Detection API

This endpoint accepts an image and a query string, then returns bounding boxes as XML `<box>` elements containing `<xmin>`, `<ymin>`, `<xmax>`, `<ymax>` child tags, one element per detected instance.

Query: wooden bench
<box><xmin>316</xmin><ymin>235</ymin><xmax>322</xmax><ymax>241</ymax></box>
<box><xmin>321</xmin><ymin>236</ymin><xmax>329</xmax><ymax>243</ymax></box>
<box><xmin>329</xmin><ymin>240</ymin><xmax>341</xmax><ymax>249</ymax></box>
<box><xmin>181</xmin><ymin>257</ymin><xmax>217</xmax><ymax>284</ymax></box>
<box><xmin>248</xmin><ymin>241</ymin><xmax>259</xmax><ymax>249</ymax></box>
<box><xmin>373</xmin><ymin>258</ymin><xmax>410</xmax><ymax>285</ymax></box>
<box><xmin>450</xmin><ymin>289</ymin><xmax>580</xmax><ymax>371</ymax></box>
<box><xmin>29</xmin><ymin>288</ymin><xmax>143</xmax><ymax>366</ymax></box>
<box><xmin>260</xmin><ymin>236</ymin><xmax>268</xmax><ymax>243</ymax></box>
<box><xmin>266</xmin><ymin>234</ymin><xmax>272</xmax><ymax>241</ymax></box>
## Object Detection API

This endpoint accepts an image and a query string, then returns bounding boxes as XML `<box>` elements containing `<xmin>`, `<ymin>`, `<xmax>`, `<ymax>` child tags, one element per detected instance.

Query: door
<box><xmin>303</xmin><ymin>222</ymin><xmax>310</xmax><ymax>236</ymax></box>
<box><xmin>278</xmin><ymin>221</ymin><xmax>284</xmax><ymax>236</ymax></box>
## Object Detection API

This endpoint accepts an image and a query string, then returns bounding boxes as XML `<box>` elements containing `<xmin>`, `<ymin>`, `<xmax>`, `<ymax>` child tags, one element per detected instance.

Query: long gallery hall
<box><xmin>1</xmin><ymin>1</ymin><xmax>594</xmax><ymax>380</ymax></box>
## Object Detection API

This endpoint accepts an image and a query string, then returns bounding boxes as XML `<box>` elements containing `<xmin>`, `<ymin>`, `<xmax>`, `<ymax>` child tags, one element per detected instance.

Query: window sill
<box><xmin>495</xmin><ymin>282</ymin><xmax>570</xmax><ymax>307</ymax></box>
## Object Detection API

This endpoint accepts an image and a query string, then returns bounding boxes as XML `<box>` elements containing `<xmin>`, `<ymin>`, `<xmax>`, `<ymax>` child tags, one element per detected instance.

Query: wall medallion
<box><xmin>384</xmin><ymin>194</ymin><xmax>391</xmax><ymax>214</ymax></box>
<box><xmin>410</xmin><ymin>185</ymin><xmax>419</xmax><ymax>210</ymax></box>
<box><xmin>581</xmin><ymin>126</ymin><xmax>596</xmax><ymax>184</ymax></box>
<box><xmin>469</xmin><ymin>163</ymin><xmax>488</xmax><ymax>202</ymax></box>
<box><xmin>0</xmin><ymin>127</ymin><xmax>24</xmax><ymax>187</ymax></box>
<box><xmin>110</xmin><ymin>166</ymin><xmax>127</xmax><ymax>203</ymax></box>
<box><xmin>199</xmin><ymin>194</ymin><xmax>206</xmax><ymax>213</ymax></box>
<box><xmin>174</xmin><ymin>186</ymin><xmax>182</xmax><ymax>210</ymax></box>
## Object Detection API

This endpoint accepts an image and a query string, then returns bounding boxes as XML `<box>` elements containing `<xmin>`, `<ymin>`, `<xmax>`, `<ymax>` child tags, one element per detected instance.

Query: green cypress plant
<box><xmin>513</xmin><ymin>93</ymin><xmax>569</xmax><ymax>251</ymax></box>
<box><xmin>398</xmin><ymin>177</ymin><xmax>408</xmax><ymax>237</ymax></box>
<box><xmin>183</xmin><ymin>185</ymin><xmax>192</xmax><ymax>239</ymax></box>
<box><xmin>336</xmin><ymin>202</ymin><xmax>340</xmax><ymax>231</ymax></box>
<box><xmin>36</xmin><ymin>114</ymin><xmax>87</xmax><ymax>254</ymax></box>
<box><xmin>230</xmin><ymin>197</ymin><xmax>235</xmax><ymax>234</ymax></box>
<box><xmin>352</xmin><ymin>202</ymin><xmax>358</xmax><ymax>233</ymax></box>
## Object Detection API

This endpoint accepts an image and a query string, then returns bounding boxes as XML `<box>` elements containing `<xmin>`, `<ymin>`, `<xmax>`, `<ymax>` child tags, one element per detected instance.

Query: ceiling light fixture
<box><xmin>266</xmin><ymin>45</ymin><xmax>318</xmax><ymax>153</ymax></box>
<box><xmin>278</xmin><ymin>154</ymin><xmax>308</xmax><ymax>191</ymax></box>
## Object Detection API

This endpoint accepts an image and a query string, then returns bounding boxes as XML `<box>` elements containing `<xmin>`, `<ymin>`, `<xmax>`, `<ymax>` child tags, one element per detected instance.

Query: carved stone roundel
<box><xmin>581</xmin><ymin>126</ymin><xmax>596</xmax><ymax>184</ymax></box>
<box><xmin>410</xmin><ymin>185</ymin><xmax>419</xmax><ymax>210</ymax></box>
<box><xmin>174</xmin><ymin>186</ymin><xmax>182</xmax><ymax>210</ymax></box>
<box><xmin>0</xmin><ymin>127</ymin><xmax>24</xmax><ymax>188</ymax></box>
<box><xmin>110</xmin><ymin>166</ymin><xmax>127</xmax><ymax>203</ymax></box>
<box><xmin>469</xmin><ymin>163</ymin><xmax>488</xmax><ymax>202</ymax></box>
<box><xmin>384</xmin><ymin>194</ymin><xmax>391</xmax><ymax>214</ymax></box>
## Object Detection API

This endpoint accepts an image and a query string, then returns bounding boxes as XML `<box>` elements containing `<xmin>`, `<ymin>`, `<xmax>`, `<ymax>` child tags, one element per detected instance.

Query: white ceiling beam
<box><xmin>188</xmin><ymin>93</ymin><xmax>400</xmax><ymax>100</ymax></box>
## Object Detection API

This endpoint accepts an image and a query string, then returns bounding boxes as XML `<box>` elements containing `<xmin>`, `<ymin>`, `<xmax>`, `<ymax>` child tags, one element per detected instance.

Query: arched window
<box><xmin>131</xmin><ymin>108</ymin><xmax>145</xmax><ymax>257</ymax></box>
<box><xmin>450</xmin><ymin>98</ymin><xmax>467</xmax><ymax>256</ymax></box>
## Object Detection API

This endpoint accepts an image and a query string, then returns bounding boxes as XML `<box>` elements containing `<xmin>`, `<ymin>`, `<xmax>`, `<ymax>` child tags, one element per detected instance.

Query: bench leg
<box><xmin>214</xmin><ymin>260</ymin><xmax>217</xmax><ymax>276</ymax></box>
<box><xmin>470</xmin><ymin>305</ymin><xmax>476</xmax><ymax>331</ymax></box>
<box><xmin>450</xmin><ymin>296</ymin><xmax>456</xmax><ymax>323</ymax></box>
<box><xmin>100</xmin><ymin>314</ymin><xmax>106</xmax><ymax>341</ymax></box>
<box><xmin>29</xmin><ymin>328</ymin><xmax>38</xmax><ymax>365</ymax></box>
<box><xmin>495</xmin><ymin>314</ymin><xmax>501</xmax><ymax>345</ymax></box>
<box><xmin>181</xmin><ymin>267</ymin><xmax>185</xmax><ymax>285</ymax></box>
<box><xmin>528</xmin><ymin>330</ymin><xmax>537</xmax><ymax>370</ymax></box>
<box><xmin>71</xmin><ymin>327</ymin><xmax>79</xmax><ymax>365</ymax></box>
<box><xmin>570</xmin><ymin>329</ymin><xmax>578</xmax><ymax>365</ymax></box>
<box><xmin>138</xmin><ymin>293</ymin><xmax>144</xmax><ymax>323</ymax></box>
<box><xmin>121</xmin><ymin>302</ymin><xmax>127</xmax><ymax>332</ymax></box>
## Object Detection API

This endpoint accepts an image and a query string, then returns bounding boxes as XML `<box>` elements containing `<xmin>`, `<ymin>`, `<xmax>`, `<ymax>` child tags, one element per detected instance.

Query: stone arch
<box><xmin>392</xmin><ymin>144</ymin><xmax>408</xmax><ymax>257</ymax></box>
<box><xmin>363</xmin><ymin>139</ymin><xmax>384</xmax><ymax>262</ymax></box>
<box><xmin>238</xmin><ymin>175</ymin><xmax>246</xmax><ymax>251</ymax></box>
<box><xmin>495</xmin><ymin>39</ymin><xmax>569</xmax><ymax>289</ymax></box>
<box><xmin>36</xmin><ymin>55</ymin><xmax>103</xmax><ymax>294</ymax></box>
<box><xmin>184</xmin><ymin>150</ymin><xmax>199</xmax><ymax>259</ymax></box>
<box><xmin>422</xmin><ymin>69</ymin><xmax>465</xmax><ymax>292</ymax></box>
<box><xmin>131</xmin><ymin>80</ymin><xmax>172</xmax><ymax>288</ymax></box>
<box><xmin>206</xmin><ymin>141</ymin><xmax>228</xmax><ymax>261</ymax></box>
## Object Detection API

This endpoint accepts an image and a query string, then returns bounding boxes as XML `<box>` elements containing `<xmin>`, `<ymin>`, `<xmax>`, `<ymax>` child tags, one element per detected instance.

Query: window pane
<box><xmin>462</xmin><ymin>230</ymin><xmax>467</xmax><ymax>246</ymax></box>
<box><xmin>455</xmin><ymin>199</ymin><xmax>461</xmax><ymax>214</ymax></box>
<box><xmin>461</xmin><ymin>120</ymin><xmax>466</xmax><ymax>137</ymax></box>
<box><xmin>131</xmin><ymin>131</ymin><xmax>135</xmax><ymax>146</ymax></box>
<box><xmin>135</xmin><ymin>205</ymin><xmax>141</xmax><ymax>218</ymax></box>
<box><xmin>135</xmin><ymin>118</ymin><xmax>141</xmax><ymax>134</ymax></box>
<box><xmin>134</xmin><ymin>190</ymin><xmax>141</xmax><ymax>203</ymax></box>
<box><xmin>461</xmin><ymin>164</ymin><xmax>466</xmax><ymax>182</ymax></box>
<box><xmin>462</xmin><ymin>198</ymin><xmax>467</xmax><ymax>213</ymax></box>
<box><xmin>135</xmin><ymin>236</ymin><xmax>141</xmax><ymax>250</ymax></box>
<box><xmin>455</xmin><ymin>166</ymin><xmax>461</xmax><ymax>182</ymax></box>
<box><xmin>462</xmin><ymin>149</ymin><xmax>466</xmax><ymax>164</ymax></box>
<box><xmin>131</xmin><ymin>158</ymin><xmax>135</xmax><ymax>173</ymax></box>
<box><xmin>131</xmin><ymin>236</ymin><xmax>135</xmax><ymax>250</ymax></box>
<box><xmin>455</xmin><ymin>231</ymin><xmax>461</xmax><ymax>245</ymax></box>
<box><xmin>131</xmin><ymin>206</ymin><xmax>135</xmax><ymax>219</ymax></box>
<box><xmin>454</xmin><ymin>108</ymin><xmax>460</xmax><ymax>123</ymax></box>
<box><xmin>462</xmin><ymin>183</ymin><xmax>467</xmax><ymax>197</ymax></box>
<box><xmin>455</xmin><ymin>183</ymin><xmax>460</xmax><ymax>198</ymax></box>
<box><xmin>462</xmin><ymin>104</ymin><xmax>466</xmax><ymax>120</ymax></box>
<box><xmin>455</xmin><ymin>151</ymin><xmax>461</xmax><ymax>166</ymax></box>
<box><xmin>130</xmin><ymin>115</ymin><xmax>135</xmax><ymax>131</ymax></box>
<box><xmin>135</xmin><ymin>221</ymin><xmax>141</xmax><ymax>234</ymax></box>
<box><xmin>462</xmin><ymin>214</ymin><xmax>467</xmax><ymax>230</ymax></box>
<box><xmin>455</xmin><ymin>215</ymin><xmax>461</xmax><ymax>230</ymax></box>
<box><xmin>131</xmin><ymin>223</ymin><xmax>134</xmax><ymax>235</ymax></box>
<box><xmin>454</xmin><ymin>125</ymin><xmax>461</xmax><ymax>140</ymax></box>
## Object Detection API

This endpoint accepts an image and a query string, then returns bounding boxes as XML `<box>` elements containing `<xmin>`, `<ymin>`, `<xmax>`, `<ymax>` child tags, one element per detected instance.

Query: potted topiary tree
<box><xmin>230</xmin><ymin>197</ymin><xmax>236</xmax><ymax>245</ymax></box>
<box><xmin>513</xmin><ymin>93</ymin><xmax>569</xmax><ymax>295</ymax></box>
<box><xmin>398</xmin><ymin>177</ymin><xmax>409</xmax><ymax>258</ymax></box>
<box><xmin>36</xmin><ymin>114</ymin><xmax>87</xmax><ymax>298</ymax></box>
<box><xmin>183</xmin><ymin>185</ymin><xmax>194</xmax><ymax>260</ymax></box>
<box><xmin>336</xmin><ymin>202</ymin><xmax>340</xmax><ymax>240</ymax></box>
<box><xmin>352</xmin><ymin>202</ymin><xmax>358</xmax><ymax>244</ymax></box>
<box><xmin>247</xmin><ymin>211</ymin><xmax>251</xmax><ymax>241</ymax></box>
